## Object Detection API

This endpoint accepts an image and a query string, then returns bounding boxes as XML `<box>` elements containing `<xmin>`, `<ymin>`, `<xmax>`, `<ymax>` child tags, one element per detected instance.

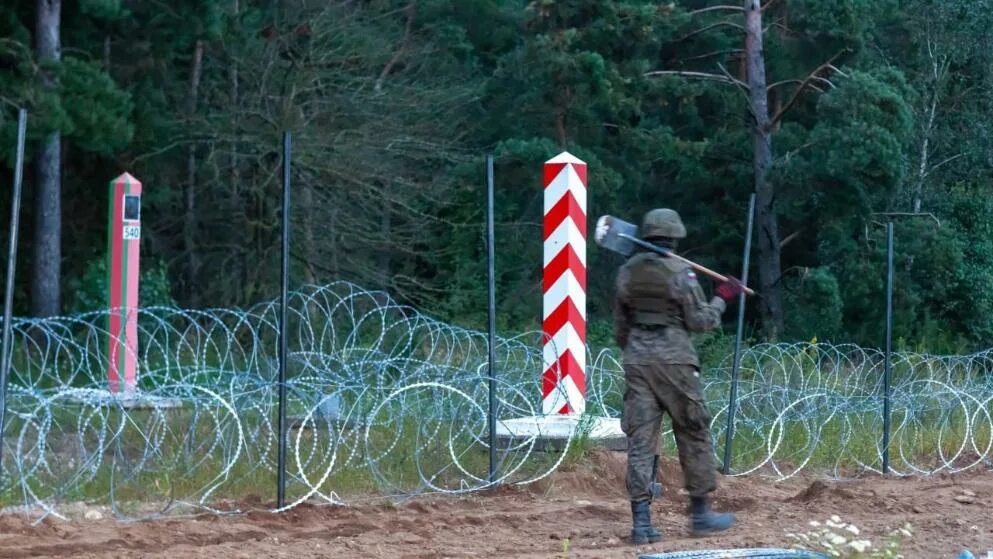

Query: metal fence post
<box><xmin>882</xmin><ymin>222</ymin><xmax>894</xmax><ymax>474</ymax></box>
<box><xmin>723</xmin><ymin>193</ymin><xmax>756</xmax><ymax>475</ymax></box>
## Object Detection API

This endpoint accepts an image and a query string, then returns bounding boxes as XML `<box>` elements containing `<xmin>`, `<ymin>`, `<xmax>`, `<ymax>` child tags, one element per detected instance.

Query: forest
<box><xmin>2</xmin><ymin>0</ymin><xmax>993</xmax><ymax>352</ymax></box>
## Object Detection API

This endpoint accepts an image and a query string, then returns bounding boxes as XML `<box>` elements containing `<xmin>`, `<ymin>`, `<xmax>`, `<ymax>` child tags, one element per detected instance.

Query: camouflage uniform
<box><xmin>613</xmin><ymin>245</ymin><xmax>727</xmax><ymax>502</ymax></box>
<box><xmin>615</xmin><ymin>208</ymin><xmax>738</xmax><ymax>543</ymax></box>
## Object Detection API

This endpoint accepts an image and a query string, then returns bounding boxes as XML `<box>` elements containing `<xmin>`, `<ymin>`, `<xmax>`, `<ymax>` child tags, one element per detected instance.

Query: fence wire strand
<box><xmin>0</xmin><ymin>282</ymin><xmax>990</xmax><ymax>519</ymax></box>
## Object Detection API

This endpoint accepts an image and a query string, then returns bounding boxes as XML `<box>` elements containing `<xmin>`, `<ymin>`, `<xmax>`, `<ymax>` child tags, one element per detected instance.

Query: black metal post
<box><xmin>882</xmin><ymin>222</ymin><xmax>893</xmax><ymax>474</ymax></box>
<box><xmin>722</xmin><ymin>193</ymin><xmax>756</xmax><ymax>475</ymax></box>
<box><xmin>486</xmin><ymin>154</ymin><xmax>497</xmax><ymax>485</ymax></box>
<box><xmin>277</xmin><ymin>131</ymin><xmax>291</xmax><ymax>507</ymax></box>
<box><xmin>0</xmin><ymin>109</ymin><xmax>27</xmax><ymax>467</ymax></box>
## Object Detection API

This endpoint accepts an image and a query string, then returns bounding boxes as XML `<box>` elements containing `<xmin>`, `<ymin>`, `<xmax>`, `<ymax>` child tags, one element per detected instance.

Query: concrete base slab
<box><xmin>495</xmin><ymin>414</ymin><xmax>626</xmax><ymax>452</ymax></box>
<box><xmin>62</xmin><ymin>390</ymin><xmax>184</xmax><ymax>410</ymax></box>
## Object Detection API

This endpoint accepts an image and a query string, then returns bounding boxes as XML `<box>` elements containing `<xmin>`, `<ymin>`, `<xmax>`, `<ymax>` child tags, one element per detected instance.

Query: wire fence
<box><xmin>0</xmin><ymin>282</ymin><xmax>990</xmax><ymax>521</ymax></box>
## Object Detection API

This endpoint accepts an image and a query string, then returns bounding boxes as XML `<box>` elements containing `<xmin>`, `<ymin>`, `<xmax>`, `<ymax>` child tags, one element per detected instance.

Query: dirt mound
<box><xmin>790</xmin><ymin>479</ymin><xmax>855</xmax><ymax>504</ymax></box>
<box><xmin>0</xmin><ymin>456</ymin><xmax>991</xmax><ymax>558</ymax></box>
<box><xmin>527</xmin><ymin>449</ymin><xmax>630</xmax><ymax>498</ymax></box>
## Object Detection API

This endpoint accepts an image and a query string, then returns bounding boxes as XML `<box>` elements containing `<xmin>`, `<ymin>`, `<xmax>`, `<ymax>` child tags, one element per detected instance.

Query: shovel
<box><xmin>594</xmin><ymin>215</ymin><xmax>756</xmax><ymax>296</ymax></box>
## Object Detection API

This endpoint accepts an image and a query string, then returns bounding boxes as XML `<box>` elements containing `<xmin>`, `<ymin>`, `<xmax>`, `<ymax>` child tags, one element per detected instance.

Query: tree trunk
<box><xmin>375</xmin><ymin>0</ymin><xmax>416</xmax><ymax>93</ymax></box>
<box><xmin>302</xmin><ymin>178</ymin><xmax>317</xmax><ymax>285</ymax></box>
<box><xmin>913</xmin><ymin>61</ymin><xmax>943</xmax><ymax>213</ymax></box>
<box><xmin>329</xmin><ymin>206</ymin><xmax>340</xmax><ymax>278</ymax></box>
<box><xmin>231</xmin><ymin>0</ymin><xmax>243</xmax><ymax>300</ymax></box>
<box><xmin>377</xmin><ymin>185</ymin><xmax>393</xmax><ymax>288</ymax></box>
<box><xmin>185</xmin><ymin>40</ymin><xmax>204</xmax><ymax>305</ymax></box>
<box><xmin>912</xmin><ymin>100</ymin><xmax>935</xmax><ymax>214</ymax></box>
<box><xmin>32</xmin><ymin>0</ymin><xmax>62</xmax><ymax>318</ymax></box>
<box><xmin>744</xmin><ymin>0</ymin><xmax>784</xmax><ymax>338</ymax></box>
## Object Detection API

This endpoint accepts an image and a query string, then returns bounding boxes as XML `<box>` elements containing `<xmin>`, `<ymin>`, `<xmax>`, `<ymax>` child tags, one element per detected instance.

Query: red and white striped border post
<box><xmin>542</xmin><ymin>152</ymin><xmax>587</xmax><ymax>415</ymax></box>
<box><xmin>107</xmin><ymin>172</ymin><xmax>142</xmax><ymax>394</ymax></box>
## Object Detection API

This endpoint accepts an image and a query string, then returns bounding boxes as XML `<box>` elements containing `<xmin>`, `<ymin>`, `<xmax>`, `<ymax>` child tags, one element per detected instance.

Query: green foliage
<box><xmin>59</xmin><ymin>57</ymin><xmax>134</xmax><ymax>153</ymax></box>
<box><xmin>784</xmin><ymin>268</ymin><xmax>843</xmax><ymax>342</ymax></box>
<box><xmin>78</xmin><ymin>0</ymin><xmax>129</xmax><ymax>20</ymax></box>
<box><xmin>788</xmin><ymin>0</ymin><xmax>894</xmax><ymax>44</ymax></box>
<box><xmin>66</xmin><ymin>258</ymin><xmax>177</xmax><ymax>315</ymax></box>
<box><xmin>777</xmin><ymin>69</ymin><xmax>914</xmax><ymax>238</ymax></box>
<box><xmin>0</xmin><ymin>0</ymin><xmax>992</xmax><ymax>354</ymax></box>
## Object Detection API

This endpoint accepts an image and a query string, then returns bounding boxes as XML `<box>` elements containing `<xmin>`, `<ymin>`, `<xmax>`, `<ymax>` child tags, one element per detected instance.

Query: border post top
<box><xmin>111</xmin><ymin>172</ymin><xmax>142</xmax><ymax>188</ymax></box>
<box><xmin>545</xmin><ymin>151</ymin><xmax>586</xmax><ymax>166</ymax></box>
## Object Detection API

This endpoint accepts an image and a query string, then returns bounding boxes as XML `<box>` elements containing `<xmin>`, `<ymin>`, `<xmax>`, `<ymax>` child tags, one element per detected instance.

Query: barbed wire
<box><xmin>706</xmin><ymin>343</ymin><xmax>993</xmax><ymax>480</ymax></box>
<box><xmin>0</xmin><ymin>282</ymin><xmax>989</xmax><ymax>521</ymax></box>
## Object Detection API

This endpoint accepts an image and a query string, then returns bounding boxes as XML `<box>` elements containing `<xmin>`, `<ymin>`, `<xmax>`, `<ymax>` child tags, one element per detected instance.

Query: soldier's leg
<box><xmin>654</xmin><ymin>364</ymin><xmax>734</xmax><ymax>536</ymax></box>
<box><xmin>654</xmin><ymin>365</ymin><xmax>717</xmax><ymax>496</ymax></box>
<box><xmin>621</xmin><ymin>363</ymin><xmax>663</xmax><ymax>544</ymax></box>
<box><xmin>621</xmin><ymin>364</ymin><xmax>664</xmax><ymax>502</ymax></box>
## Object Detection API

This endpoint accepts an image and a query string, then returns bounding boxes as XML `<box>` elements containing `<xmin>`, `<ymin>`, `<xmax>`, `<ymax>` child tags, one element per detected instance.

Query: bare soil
<box><xmin>0</xmin><ymin>451</ymin><xmax>990</xmax><ymax>559</ymax></box>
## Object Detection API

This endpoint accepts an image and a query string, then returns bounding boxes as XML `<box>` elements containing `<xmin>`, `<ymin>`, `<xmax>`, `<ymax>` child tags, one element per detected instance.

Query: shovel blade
<box><xmin>594</xmin><ymin>215</ymin><xmax>639</xmax><ymax>257</ymax></box>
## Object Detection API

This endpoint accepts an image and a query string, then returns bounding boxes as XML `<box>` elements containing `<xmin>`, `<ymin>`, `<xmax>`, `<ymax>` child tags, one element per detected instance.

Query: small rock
<box><xmin>961</xmin><ymin>489</ymin><xmax>977</xmax><ymax>497</ymax></box>
<box><xmin>575</xmin><ymin>500</ymin><xmax>592</xmax><ymax>507</ymax></box>
<box><xmin>912</xmin><ymin>506</ymin><xmax>923</xmax><ymax>514</ymax></box>
<box><xmin>84</xmin><ymin>509</ymin><xmax>103</xmax><ymax>521</ymax></box>
<box><xmin>606</xmin><ymin>537</ymin><xmax>620</xmax><ymax>545</ymax></box>
<box><xmin>955</xmin><ymin>495</ymin><xmax>976</xmax><ymax>505</ymax></box>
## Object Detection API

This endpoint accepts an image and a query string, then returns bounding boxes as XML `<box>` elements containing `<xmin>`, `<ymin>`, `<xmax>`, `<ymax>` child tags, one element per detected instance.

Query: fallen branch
<box><xmin>923</xmin><ymin>153</ymin><xmax>966</xmax><ymax>177</ymax></box>
<box><xmin>768</xmin><ymin>51</ymin><xmax>848</xmax><ymax>128</ymax></box>
<box><xmin>689</xmin><ymin>5</ymin><xmax>744</xmax><ymax>16</ymax></box>
<box><xmin>375</xmin><ymin>0</ymin><xmax>417</xmax><ymax>93</ymax></box>
<box><xmin>779</xmin><ymin>229</ymin><xmax>803</xmax><ymax>249</ymax></box>
<box><xmin>871</xmin><ymin>212</ymin><xmax>941</xmax><ymax>227</ymax></box>
<box><xmin>676</xmin><ymin>20</ymin><xmax>746</xmax><ymax>42</ymax></box>
<box><xmin>767</xmin><ymin>79</ymin><xmax>825</xmax><ymax>93</ymax></box>
<box><xmin>682</xmin><ymin>48</ymin><xmax>744</xmax><ymax>63</ymax></box>
<box><xmin>644</xmin><ymin>70</ymin><xmax>748</xmax><ymax>89</ymax></box>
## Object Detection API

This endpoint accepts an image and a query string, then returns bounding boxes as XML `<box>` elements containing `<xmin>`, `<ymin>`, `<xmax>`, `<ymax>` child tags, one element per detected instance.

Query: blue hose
<box><xmin>639</xmin><ymin>549</ymin><xmax>829</xmax><ymax>559</ymax></box>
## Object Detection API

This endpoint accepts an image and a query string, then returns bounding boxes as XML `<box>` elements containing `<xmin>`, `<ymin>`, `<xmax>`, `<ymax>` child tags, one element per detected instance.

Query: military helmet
<box><xmin>641</xmin><ymin>208</ymin><xmax>686</xmax><ymax>239</ymax></box>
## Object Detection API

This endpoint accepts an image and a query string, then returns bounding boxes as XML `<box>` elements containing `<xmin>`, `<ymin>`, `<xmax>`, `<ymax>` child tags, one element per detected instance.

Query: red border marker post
<box><xmin>542</xmin><ymin>152</ymin><xmax>587</xmax><ymax>415</ymax></box>
<box><xmin>495</xmin><ymin>153</ymin><xmax>625</xmax><ymax>448</ymax></box>
<box><xmin>107</xmin><ymin>173</ymin><xmax>142</xmax><ymax>395</ymax></box>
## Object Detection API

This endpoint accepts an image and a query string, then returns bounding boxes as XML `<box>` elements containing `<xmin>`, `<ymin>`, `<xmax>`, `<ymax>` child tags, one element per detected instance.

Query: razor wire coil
<box><xmin>0</xmin><ymin>281</ymin><xmax>990</xmax><ymax>520</ymax></box>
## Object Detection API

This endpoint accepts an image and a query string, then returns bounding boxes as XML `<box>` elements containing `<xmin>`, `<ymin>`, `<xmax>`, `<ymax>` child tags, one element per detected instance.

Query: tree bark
<box><xmin>231</xmin><ymin>0</ymin><xmax>244</xmax><ymax>300</ymax></box>
<box><xmin>377</xmin><ymin>185</ymin><xmax>393</xmax><ymax>288</ymax></box>
<box><xmin>375</xmin><ymin>0</ymin><xmax>416</xmax><ymax>93</ymax></box>
<box><xmin>103</xmin><ymin>35</ymin><xmax>111</xmax><ymax>69</ymax></box>
<box><xmin>913</xmin><ymin>47</ymin><xmax>947</xmax><ymax>213</ymax></box>
<box><xmin>185</xmin><ymin>40</ymin><xmax>204</xmax><ymax>304</ymax></box>
<box><xmin>744</xmin><ymin>0</ymin><xmax>783</xmax><ymax>338</ymax></box>
<box><xmin>913</xmin><ymin>97</ymin><xmax>936</xmax><ymax>214</ymax></box>
<box><xmin>302</xmin><ymin>178</ymin><xmax>317</xmax><ymax>286</ymax></box>
<box><xmin>32</xmin><ymin>0</ymin><xmax>62</xmax><ymax>318</ymax></box>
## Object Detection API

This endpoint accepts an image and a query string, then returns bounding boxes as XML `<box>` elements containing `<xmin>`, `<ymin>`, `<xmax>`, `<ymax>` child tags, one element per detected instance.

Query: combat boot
<box><xmin>629</xmin><ymin>500</ymin><xmax>662</xmax><ymax>544</ymax></box>
<box><xmin>689</xmin><ymin>496</ymin><xmax>735</xmax><ymax>536</ymax></box>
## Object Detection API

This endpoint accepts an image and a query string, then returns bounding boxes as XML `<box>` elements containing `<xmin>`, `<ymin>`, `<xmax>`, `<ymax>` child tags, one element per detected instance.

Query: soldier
<box><xmin>613</xmin><ymin>208</ymin><xmax>743</xmax><ymax>544</ymax></box>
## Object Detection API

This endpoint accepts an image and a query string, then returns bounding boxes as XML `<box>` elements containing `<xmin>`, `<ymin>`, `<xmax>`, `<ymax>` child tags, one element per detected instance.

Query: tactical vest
<box><xmin>623</xmin><ymin>252</ymin><xmax>683</xmax><ymax>327</ymax></box>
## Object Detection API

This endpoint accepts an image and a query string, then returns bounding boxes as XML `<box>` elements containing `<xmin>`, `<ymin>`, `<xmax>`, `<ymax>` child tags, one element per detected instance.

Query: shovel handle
<box><xmin>620</xmin><ymin>234</ymin><xmax>757</xmax><ymax>296</ymax></box>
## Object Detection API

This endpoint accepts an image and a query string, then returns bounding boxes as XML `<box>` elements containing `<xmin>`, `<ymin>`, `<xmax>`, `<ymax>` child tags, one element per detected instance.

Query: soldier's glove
<box><xmin>714</xmin><ymin>276</ymin><xmax>744</xmax><ymax>304</ymax></box>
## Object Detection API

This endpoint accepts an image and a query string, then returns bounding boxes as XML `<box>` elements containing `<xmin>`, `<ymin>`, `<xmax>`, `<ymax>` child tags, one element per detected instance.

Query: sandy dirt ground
<box><xmin>0</xmin><ymin>451</ymin><xmax>990</xmax><ymax>559</ymax></box>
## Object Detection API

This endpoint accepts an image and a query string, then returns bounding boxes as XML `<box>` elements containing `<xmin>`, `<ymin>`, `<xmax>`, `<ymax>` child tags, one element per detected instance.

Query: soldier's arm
<box><xmin>613</xmin><ymin>266</ymin><xmax>633</xmax><ymax>348</ymax></box>
<box><xmin>669</xmin><ymin>269</ymin><xmax>726</xmax><ymax>332</ymax></box>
